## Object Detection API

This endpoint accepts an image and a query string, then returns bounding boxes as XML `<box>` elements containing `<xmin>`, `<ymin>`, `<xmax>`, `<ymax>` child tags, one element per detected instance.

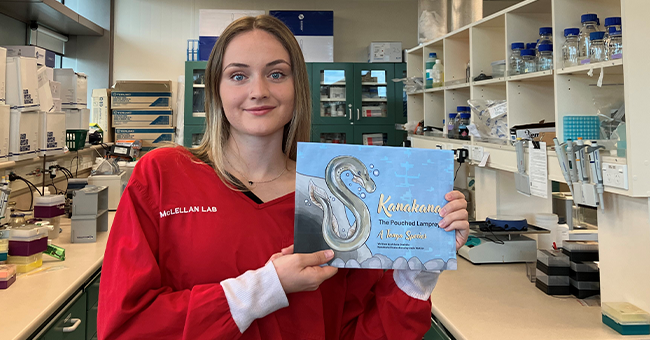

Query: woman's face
<box><xmin>219</xmin><ymin>29</ymin><xmax>295</xmax><ymax>140</ymax></box>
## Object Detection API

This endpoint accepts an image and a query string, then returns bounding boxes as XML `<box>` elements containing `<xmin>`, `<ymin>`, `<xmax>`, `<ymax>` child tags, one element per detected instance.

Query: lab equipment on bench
<box><xmin>514</xmin><ymin>139</ymin><xmax>531</xmax><ymax>195</ymax></box>
<box><xmin>602</xmin><ymin>302</ymin><xmax>650</xmax><ymax>336</ymax></box>
<box><xmin>71</xmin><ymin>185</ymin><xmax>108</xmax><ymax>243</ymax></box>
<box><xmin>87</xmin><ymin>171</ymin><xmax>127</xmax><ymax>210</ymax></box>
<box><xmin>458</xmin><ymin>218</ymin><xmax>550</xmax><ymax>264</ymax></box>
<box><xmin>553</xmin><ymin>138</ymin><xmax>575</xmax><ymax>198</ymax></box>
<box><xmin>0</xmin><ymin>264</ymin><xmax>16</xmax><ymax>289</ymax></box>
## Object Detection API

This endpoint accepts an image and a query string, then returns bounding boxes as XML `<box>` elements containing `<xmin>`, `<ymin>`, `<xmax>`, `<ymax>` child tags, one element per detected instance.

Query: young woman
<box><xmin>98</xmin><ymin>15</ymin><xmax>469</xmax><ymax>340</ymax></box>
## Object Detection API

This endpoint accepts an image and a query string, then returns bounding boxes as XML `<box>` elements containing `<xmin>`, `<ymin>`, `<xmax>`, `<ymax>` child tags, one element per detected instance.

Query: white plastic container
<box><xmin>6</xmin><ymin>56</ymin><xmax>41</xmax><ymax>112</ymax></box>
<box><xmin>87</xmin><ymin>171</ymin><xmax>127</xmax><ymax>210</ymax></box>
<box><xmin>0</xmin><ymin>105</ymin><xmax>9</xmax><ymax>162</ymax></box>
<box><xmin>37</xmin><ymin>66</ymin><xmax>54</xmax><ymax>113</ymax></box>
<box><xmin>0</xmin><ymin>47</ymin><xmax>6</xmax><ymax>105</ymax></box>
<box><xmin>491</xmin><ymin>60</ymin><xmax>506</xmax><ymax>78</ymax></box>
<box><xmin>38</xmin><ymin>111</ymin><xmax>66</xmax><ymax>156</ymax></box>
<box><xmin>9</xmin><ymin>109</ymin><xmax>39</xmax><ymax>161</ymax></box>
<box><xmin>53</xmin><ymin>69</ymin><xmax>88</xmax><ymax>109</ymax></box>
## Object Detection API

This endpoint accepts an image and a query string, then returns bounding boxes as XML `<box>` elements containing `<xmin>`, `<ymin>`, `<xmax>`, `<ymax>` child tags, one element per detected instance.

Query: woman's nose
<box><xmin>249</xmin><ymin>75</ymin><xmax>270</xmax><ymax>100</ymax></box>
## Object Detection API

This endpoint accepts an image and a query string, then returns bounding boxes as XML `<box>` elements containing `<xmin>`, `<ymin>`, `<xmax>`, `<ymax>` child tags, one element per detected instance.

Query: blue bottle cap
<box><xmin>609</xmin><ymin>27</ymin><xmax>622</xmax><ymax>35</ymax></box>
<box><xmin>429</xmin><ymin>52</ymin><xmax>437</xmax><ymax>58</ymax></box>
<box><xmin>581</xmin><ymin>14</ymin><xmax>599</xmax><ymax>23</ymax></box>
<box><xmin>511</xmin><ymin>42</ymin><xmax>525</xmax><ymax>50</ymax></box>
<box><xmin>456</xmin><ymin>106</ymin><xmax>470</xmax><ymax>112</ymax></box>
<box><xmin>526</xmin><ymin>42</ymin><xmax>537</xmax><ymax>50</ymax></box>
<box><xmin>590</xmin><ymin>31</ymin><xmax>606</xmax><ymax>40</ymax></box>
<box><xmin>520</xmin><ymin>49</ymin><xmax>535</xmax><ymax>56</ymax></box>
<box><xmin>604</xmin><ymin>17</ymin><xmax>621</xmax><ymax>27</ymax></box>
<box><xmin>449</xmin><ymin>113</ymin><xmax>458</xmax><ymax>119</ymax></box>
<box><xmin>538</xmin><ymin>44</ymin><xmax>553</xmax><ymax>52</ymax></box>
<box><xmin>459</xmin><ymin>113</ymin><xmax>471</xmax><ymax>119</ymax></box>
<box><xmin>564</xmin><ymin>28</ymin><xmax>580</xmax><ymax>37</ymax></box>
<box><xmin>539</xmin><ymin>27</ymin><xmax>552</xmax><ymax>35</ymax></box>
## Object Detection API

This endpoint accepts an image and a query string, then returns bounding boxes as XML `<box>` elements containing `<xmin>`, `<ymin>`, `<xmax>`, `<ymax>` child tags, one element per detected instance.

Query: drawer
<box><xmin>36</xmin><ymin>291</ymin><xmax>87</xmax><ymax>340</ymax></box>
<box><xmin>86</xmin><ymin>304</ymin><xmax>98</xmax><ymax>340</ymax></box>
<box><xmin>85</xmin><ymin>272</ymin><xmax>101</xmax><ymax>311</ymax></box>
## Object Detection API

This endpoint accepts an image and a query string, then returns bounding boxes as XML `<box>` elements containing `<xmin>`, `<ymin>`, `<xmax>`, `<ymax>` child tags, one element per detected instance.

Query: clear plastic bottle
<box><xmin>447</xmin><ymin>113</ymin><xmax>458</xmax><ymax>139</ymax></box>
<box><xmin>457</xmin><ymin>113</ymin><xmax>471</xmax><ymax>140</ymax></box>
<box><xmin>537</xmin><ymin>44</ymin><xmax>553</xmax><ymax>71</ymax></box>
<box><xmin>562</xmin><ymin>28</ymin><xmax>580</xmax><ymax>67</ymax></box>
<box><xmin>521</xmin><ymin>49</ymin><xmax>537</xmax><ymax>73</ymax></box>
<box><xmin>589</xmin><ymin>31</ymin><xmax>607</xmax><ymax>62</ymax></box>
<box><xmin>603</xmin><ymin>17</ymin><xmax>622</xmax><ymax>54</ymax></box>
<box><xmin>425</xmin><ymin>53</ymin><xmax>436</xmax><ymax>89</ymax></box>
<box><xmin>609</xmin><ymin>28</ymin><xmax>623</xmax><ymax>60</ymax></box>
<box><xmin>579</xmin><ymin>14</ymin><xmax>600</xmax><ymax>62</ymax></box>
<box><xmin>537</xmin><ymin>27</ymin><xmax>553</xmax><ymax>57</ymax></box>
<box><xmin>431</xmin><ymin>58</ymin><xmax>444</xmax><ymax>87</ymax></box>
<box><xmin>509</xmin><ymin>42</ymin><xmax>525</xmax><ymax>76</ymax></box>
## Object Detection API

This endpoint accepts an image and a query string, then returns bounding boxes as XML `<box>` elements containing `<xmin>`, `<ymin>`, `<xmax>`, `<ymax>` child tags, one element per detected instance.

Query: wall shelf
<box><xmin>507</xmin><ymin>70</ymin><xmax>553</xmax><ymax>82</ymax></box>
<box><xmin>0</xmin><ymin>0</ymin><xmax>103</xmax><ymax>36</ymax></box>
<box><xmin>556</xmin><ymin>59</ymin><xmax>623</xmax><ymax>75</ymax></box>
<box><xmin>473</xmin><ymin>77</ymin><xmax>506</xmax><ymax>86</ymax></box>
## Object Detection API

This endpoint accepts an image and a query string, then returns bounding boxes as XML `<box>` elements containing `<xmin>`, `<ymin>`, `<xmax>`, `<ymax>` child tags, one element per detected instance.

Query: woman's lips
<box><xmin>245</xmin><ymin>106</ymin><xmax>276</xmax><ymax>116</ymax></box>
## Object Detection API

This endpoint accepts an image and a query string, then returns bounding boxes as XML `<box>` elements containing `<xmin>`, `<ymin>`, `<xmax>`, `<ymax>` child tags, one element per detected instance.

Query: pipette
<box><xmin>553</xmin><ymin>138</ymin><xmax>575</xmax><ymax>197</ymax></box>
<box><xmin>574</xmin><ymin>138</ymin><xmax>589</xmax><ymax>183</ymax></box>
<box><xmin>587</xmin><ymin>141</ymin><xmax>605</xmax><ymax>210</ymax></box>
<box><xmin>565</xmin><ymin>139</ymin><xmax>579</xmax><ymax>183</ymax></box>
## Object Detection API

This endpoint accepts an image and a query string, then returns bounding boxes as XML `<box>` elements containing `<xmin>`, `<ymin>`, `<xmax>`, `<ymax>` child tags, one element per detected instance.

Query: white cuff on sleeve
<box><xmin>220</xmin><ymin>261</ymin><xmax>289</xmax><ymax>333</ymax></box>
<box><xmin>393</xmin><ymin>269</ymin><xmax>441</xmax><ymax>301</ymax></box>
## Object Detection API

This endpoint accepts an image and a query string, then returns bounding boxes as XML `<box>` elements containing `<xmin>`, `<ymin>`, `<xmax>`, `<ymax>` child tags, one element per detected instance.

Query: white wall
<box><xmin>113</xmin><ymin>0</ymin><xmax>418</xmax><ymax>106</ymax></box>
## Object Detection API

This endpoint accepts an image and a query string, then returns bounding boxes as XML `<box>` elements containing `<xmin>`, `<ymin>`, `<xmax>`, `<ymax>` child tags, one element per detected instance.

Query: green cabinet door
<box><xmin>183</xmin><ymin>124</ymin><xmax>207</xmax><ymax>148</ymax></box>
<box><xmin>184</xmin><ymin>61</ymin><xmax>209</xmax><ymax>126</ymax></box>
<box><xmin>352</xmin><ymin>125</ymin><xmax>397</xmax><ymax>146</ymax></box>
<box><xmin>311</xmin><ymin>63</ymin><xmax>355</xmax><ymax>125</ymax></box>
<box><xmin>311</xmin><ymin>124</ymin><xmax>354</xmax><ymax>144</ymax></box>
<box><xmin>394</xmin><ymin>63</ymin><xmax>407</xmax><ymax>124</ymax></box>
<box><xmin>39</xmin><ymin>291</ymin><xmax>87</xmax><ymax>340</ymax></box>
<box><xmin>353</xmin><ymin>64</ymin><xmax>395</xmax><ymax>126</ymax></box>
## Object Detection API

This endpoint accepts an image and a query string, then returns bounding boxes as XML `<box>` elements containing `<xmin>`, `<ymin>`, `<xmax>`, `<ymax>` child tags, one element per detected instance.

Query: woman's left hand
<box><xmin>439</xmin><ymin>191</ymin><xmax>469</xmax><ymax>250</ymax></box>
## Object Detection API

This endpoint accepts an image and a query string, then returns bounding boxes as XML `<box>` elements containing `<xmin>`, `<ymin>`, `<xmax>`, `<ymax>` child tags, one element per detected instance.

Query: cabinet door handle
<box><xmin>349</xmin><ymin>109</ymin><xmax>352</xmax><ymax>121</ymax></box>
<box><xmin>63</xmin><ymin>318</ymin><xmax>81</xmax><ymax>333</ymax></box>
<box><xmin>357</xmin><ymin>109</ymin><xmax>360</xmax><ymax>120</ymax></box>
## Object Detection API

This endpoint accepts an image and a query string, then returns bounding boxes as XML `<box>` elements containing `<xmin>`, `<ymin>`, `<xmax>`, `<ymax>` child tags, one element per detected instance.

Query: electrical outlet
<box><xmin>602</xmin><ymin>163</ymin><xmax>628</xmax><ymax>190</ymax></box>
<box><xmin>45</xmin><ymin>161</ymin><xmax>58</xmax><ymax>170</ymax></box>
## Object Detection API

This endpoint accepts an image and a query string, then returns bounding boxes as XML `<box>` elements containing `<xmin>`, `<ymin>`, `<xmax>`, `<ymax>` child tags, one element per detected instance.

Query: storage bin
<box><xmin>8</xmin><ymin>226</ymin><xmax>49</xmax><ymax>256</ymax></box>
<box><xmin>602</xmin><ymin>313</ymin><xmax>650</xmax><ymax>336</ymax></box>
<box><xmin>562</xmin><ymin>243</ymin><xmax>599</xmax><ymax>262</ymax></box>
<box><xmin>491</xmin><ymin>60</ymin><xmax>506</xmax><ymax>78</ymax></box>
<box><xmin>570</xmin><ymin>261</ymin><xmax>600</xmax><ymax>281</ymax></box>
<box><xmin>535</xmin><ymin>269</ymin><xmax>570</xmax><ymax>295</ymax></box>
<box><xmin>34</xmin><ymin>194</ymin><xmax>66</xmax><ymax>218</ymax></box>
<box><xmin>602</xmin><ymin>302</ymin><xmax>650</xmax><ymax>324</ymax></box>
<box><xmin>7</xmin><ymin>252</ymin><xmax>43</xmax><ymax>273</ymax></box>
<box><xmin>536</xmin><ymin>249</ymin><xmax>570</xmax><ymax>275</ymax></box>
<box><xmin>0</xmin><ymin>264</ymin><xmax>16</xmax><ymax>289</ymax></box>
<box><xmin>570</xmin><ymin>278</ymin><xmax>600</xmax><ymax>298</ymax></box>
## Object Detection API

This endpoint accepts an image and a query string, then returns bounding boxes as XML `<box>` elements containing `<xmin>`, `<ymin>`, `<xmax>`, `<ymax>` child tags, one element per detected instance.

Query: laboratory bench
<box><xmin>0</xmin><ymin>213</ymin><xmax>114</xmax><ymax>340</ymax></box>
<box><xmin>429</xmin><ymin>257</ymin><xmax>646</xmax><ymax>340</ymax></box>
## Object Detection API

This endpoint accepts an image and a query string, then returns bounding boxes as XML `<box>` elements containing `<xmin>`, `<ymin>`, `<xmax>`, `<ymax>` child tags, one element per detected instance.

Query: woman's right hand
<box><xmin>270</xmin><ymin>245</ymin><xmax>338</xmax><ymax>294</ymax></box>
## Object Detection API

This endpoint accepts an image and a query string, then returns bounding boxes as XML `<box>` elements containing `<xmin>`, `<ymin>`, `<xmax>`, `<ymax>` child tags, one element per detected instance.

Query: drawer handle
<box><xmin>357</xmin><ymin>108</ymin><xmax>360</xmax><ymax>120</ymax></box>
<box><xmin>63</xmin><ymin>318</ymin><xmax>81</xmax><ymax>333</ymax></box>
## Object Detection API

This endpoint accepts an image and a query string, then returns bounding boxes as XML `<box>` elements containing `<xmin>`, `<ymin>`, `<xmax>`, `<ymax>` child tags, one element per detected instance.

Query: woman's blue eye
<box><xmin>270</xmin><ymin>72</ymin><xmax>283</xmax><ymax>80</ymax></box>
<box><xmin>233</xmin><ymin>74</ymin><xmax>245</xmax><ymax>81</ymax></box>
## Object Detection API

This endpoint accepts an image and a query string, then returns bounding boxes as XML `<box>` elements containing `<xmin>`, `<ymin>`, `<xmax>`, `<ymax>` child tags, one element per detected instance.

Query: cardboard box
<box><xmin>3</xmin><ymin>46</ymin><xmax>55</xmax><ymax>67</ymax></box>
<box><xmin>92</xmin><ymin>89</ymin><xmax>112</xmax><ymax>141</ymax></box>
<box><xmin>38</xmin><ymin>65</ymin><xmax>54</xmax><ymax>82</ymax></box>
<box><xmin>37</xmin><ymin>66</ymin><xmax>54</xmax><ymax>113</ymax></box>
<box><xmin>0</xmin><ymin>105</ymin><xmax>9</xmax><ymax>162</ymax></box>
<box><xmin>269</xmin><ymin>11</ymin><xmax>334</xmax><ymax>62</ymax></box>
<box><xmin>6</xmin><ymin>56</ymin><xmax>40</xmax><ymax>112</ymax></box>
<box><xmin>38</xmin><ymin>111</ymin><xmax>65</xmax><ymax>156</ymax></box>
<box><xmin>115</xmin><ymin>128</ymin><xmax>175</xmax><ymax>150</ymax></box>
<box><xmin>65</xmin><ymin>108</ymin><xmax>90</xmax><ymax>130</ymax></box>
<box><xmin>368</xmin><ymin>42</ymin><xmax>403</xmax><ymax>63</ymax></box>
<box><xmin>111</xmin><ymin>80</ymin><xmax>172</xmax><ymax>109</ymax></box>
<box><xmin>0</xmin><ymin>47</ymin><xmax>5</xmax><ymax>105</ymax></box>
<box><xmin>9</xmin><ymin>109</ymin><xmax>39</xmax><ymax>161</ymax></box>
<box><xmin>510</xmin><ymin>122</ymin><xmax>556</xmax><ymax>143</ymax></box>
<box><xmin>54</xmin><ymin>69</ymin><xmax>88</xmax><ymax>109</ymax></box>
<box><xmin>112</xmin><ymin>110</ymin><xmax>173</xmax><ymax>127</ymax></box>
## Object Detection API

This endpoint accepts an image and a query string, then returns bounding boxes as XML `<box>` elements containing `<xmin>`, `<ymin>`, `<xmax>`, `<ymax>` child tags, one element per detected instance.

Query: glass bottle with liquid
<box><xmin>509</xmin><ymin>43</ymin><xmax>525</xmax><ymax>76</ymax></box>
<box><xmin>603</xmin><ymin>17</ymin><xmax>621</xmax><ymax>54</ymax></box>
<box><xmin>579</xmin><ymin>14</ymin><xmax>600</xmax><ymax>62</ymax></box>
<box><xmin>521</xmin><ymin>49</ymin><xmax>537</xmax><ymax>73</ymax></box>
<box><xmin>457</xmin><ymin>113</ymin><xmax>471</xmax><ymax>140</ymax></box>
<box><xmin>609</xmin><ymin>28</ymin><xmax>623</xmax><ymax>60</ymax></box>
<box><xmin>589</xmin><ymin>31</ymin><xmax>607</xmax><ymax>62</ymax></box>
<box><xmin>447</xmin><ymin>113</ymin><xmax>458</xmax><ymax>139</ymax></box>
<box><xmin>425</xmin><ymin>53</ymin><xmax>437</xmax><ymax>89</ymax></box>
<box><xmin>537</xmin><ymin>27</ymin><xmax>553</xmax><ymax>56</ymax></box>
<box><xmin>537</xmin><ymin>44</ymin><xmax>553</xmax><ymax>71</ymax></box>
<box><xmin>562</xmin><ymin>28</ymin><xmax>580</xmax><ymax>67</ymax></box>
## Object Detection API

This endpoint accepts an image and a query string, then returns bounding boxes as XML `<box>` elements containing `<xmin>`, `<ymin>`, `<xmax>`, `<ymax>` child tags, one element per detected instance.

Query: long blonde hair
<box><xmin>189</xmin><ymin>15</ymin><xmax>311</xmax><ymax>189</ymax></box>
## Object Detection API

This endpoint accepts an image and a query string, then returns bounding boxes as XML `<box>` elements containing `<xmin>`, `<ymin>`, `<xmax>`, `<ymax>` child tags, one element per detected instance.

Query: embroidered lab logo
<box><xmin>159</xmin><ymin>206</ymin><xmax>218</xmax><ymax>218</ymax></box>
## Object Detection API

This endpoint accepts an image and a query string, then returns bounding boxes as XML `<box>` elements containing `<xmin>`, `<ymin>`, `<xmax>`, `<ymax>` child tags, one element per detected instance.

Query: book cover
<box><xmin>294</xmin><ymin>142</ymin><xmax>457</xmax><ymax>271</ymax></box>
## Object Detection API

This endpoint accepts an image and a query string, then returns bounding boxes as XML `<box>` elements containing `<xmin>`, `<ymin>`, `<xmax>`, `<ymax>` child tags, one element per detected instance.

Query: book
<box><xmin>294</xmin><ymin>142</ymin><xmax>457</xmax><ymax>271</ymax></box>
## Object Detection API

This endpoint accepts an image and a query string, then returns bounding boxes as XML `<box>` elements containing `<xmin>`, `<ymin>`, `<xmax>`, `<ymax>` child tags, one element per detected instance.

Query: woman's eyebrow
<box><xmin>224</xmin><ymin>63</ymin><xmax>249</xmax><ymax>70</ymax></box>
<box><xmin>266</xmin><ymin>59</ymin><xmax>291</xmax><ymax>67</ymax></box>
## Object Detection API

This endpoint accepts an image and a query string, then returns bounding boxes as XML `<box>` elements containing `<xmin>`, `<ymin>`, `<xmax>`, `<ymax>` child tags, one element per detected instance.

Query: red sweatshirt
<box><xmin>98</xmin><ymin>147</ymin><xmax>433</xmax><ymax>340</ymax></box>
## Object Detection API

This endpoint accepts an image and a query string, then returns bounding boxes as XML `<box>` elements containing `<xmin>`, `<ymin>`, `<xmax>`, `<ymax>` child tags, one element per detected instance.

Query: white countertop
<box><xmin>0</xmin><ymin>213</ymin><xmax>114</xmax><ymax>340</ymax></box>
<box><xmin>430</xmin><ymin>257</ymin><xmax>646</xmax><ymax>340</ymax></box>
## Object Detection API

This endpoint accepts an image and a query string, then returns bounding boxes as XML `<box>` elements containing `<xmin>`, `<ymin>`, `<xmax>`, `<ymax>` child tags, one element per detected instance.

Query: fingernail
<box><xmin>440</xmin><ymin>208</ymin><xmax>447</xmax><ymax>217</ymax></box>
<box><xmin>325</xmin><ymin>250</ymin><xmax>334</xmax><ymax>258</ymax></box>
<box><xmin>439</xmin><ymin>220</ymin><xmax>447</xmax><ymax>228</ymax></box>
